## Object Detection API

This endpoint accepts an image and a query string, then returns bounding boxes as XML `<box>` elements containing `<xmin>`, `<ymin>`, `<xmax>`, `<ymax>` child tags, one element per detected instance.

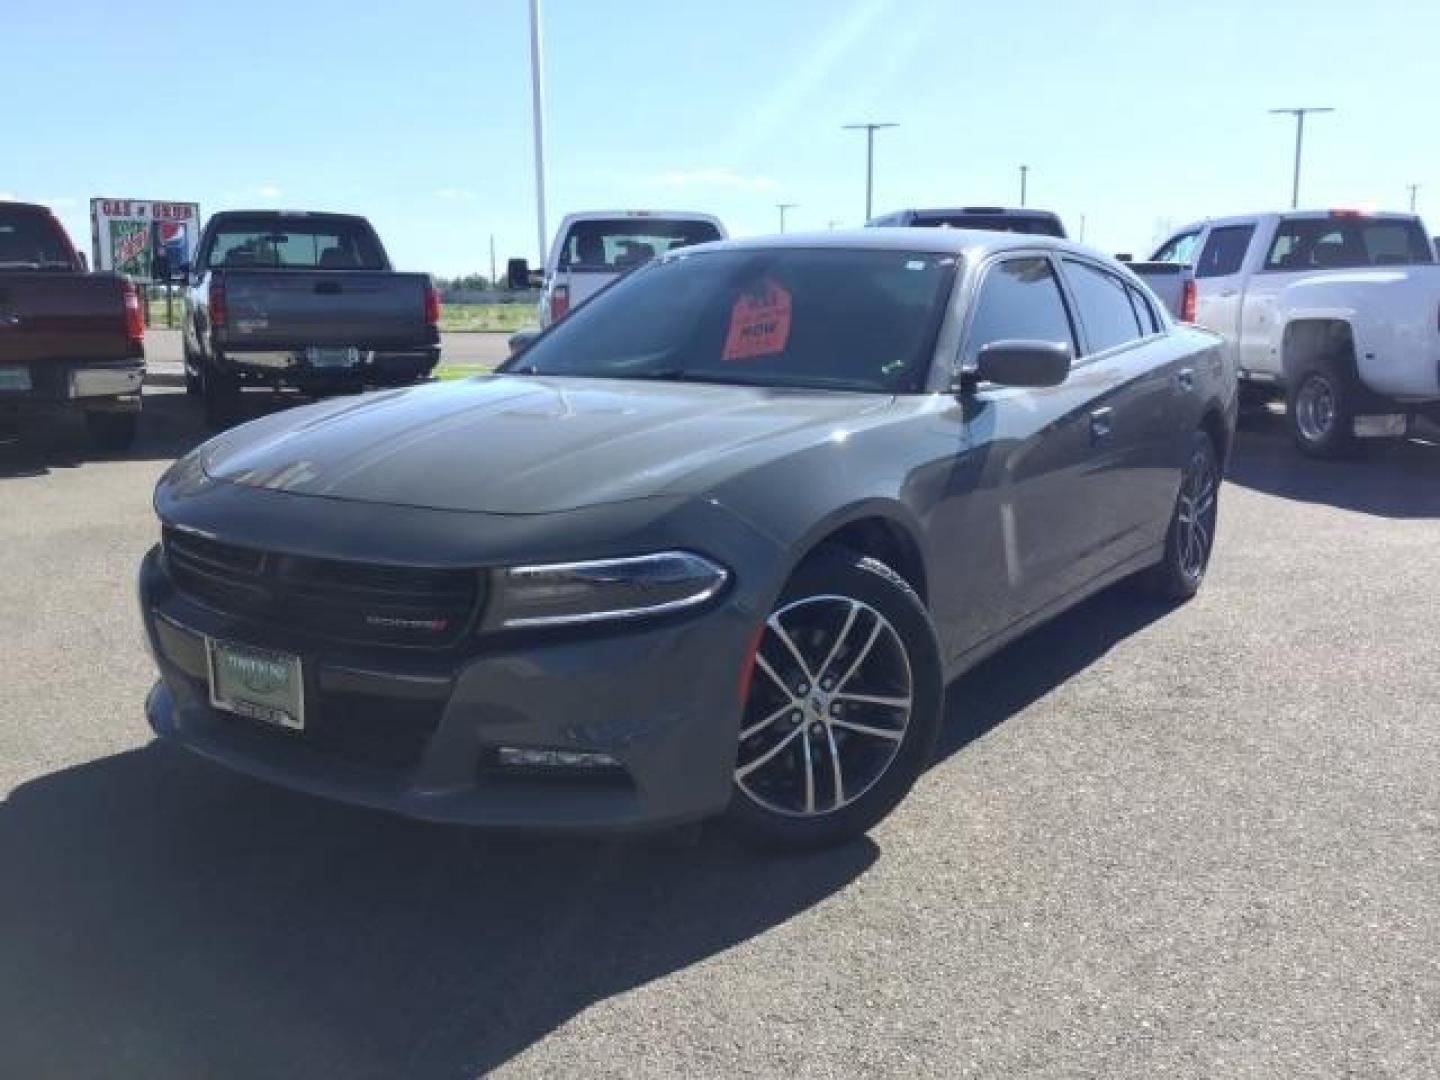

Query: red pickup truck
<box><xmin>0</xmin><ymin>201</ymin><xmax>145</xmax><ymax>450</ymax></box>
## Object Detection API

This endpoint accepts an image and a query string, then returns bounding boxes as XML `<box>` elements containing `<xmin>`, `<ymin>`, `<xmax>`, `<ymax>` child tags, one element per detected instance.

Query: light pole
<box><xmin>842</xmin><ymin>122</ymin><xmax>898</xmax><ymax>221</ymax></box>
<box><xmin>1019</xmin><ymin>164</ymin><xmax>1029</xmax><ymax>207</ymax></box>
<box><xmin>1269</xmin><ymin>107</ymin><xmax>1334</xmax><ymax>209</ymax></box>
<box><xmin>1407</xmin><ymin>183</ymin><xmax>1420</xmax><ymax>212</ymax></box>
<box><xmin>777</xmin><ymin>203</ymin><xmax>798</xmax><ymax>233</ymax></box>
<box><xmin>528</xmin><ymin>0</ymin><xmax>548</xmax><ymax>264</ymax></box>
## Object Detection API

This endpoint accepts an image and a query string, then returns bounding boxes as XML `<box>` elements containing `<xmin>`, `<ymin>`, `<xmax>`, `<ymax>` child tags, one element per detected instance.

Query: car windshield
<box><xmin>0</xmin><ymin>206</ymin><xmax>75</xmax><ymax>269</ymax></box>
<box><xmin>557</xmin><ymin>218</ymin><xmax>724</xmax><ymax>271</ymax></box>
<box><xmin>506</xmin><ymin>247</ymin><xmax>957</xmax><ymax>393</ymax></box>
<box><xmin>203</xmin><ymin>217</ymin><xmax>386</xmax><ymax>270</ymax></box>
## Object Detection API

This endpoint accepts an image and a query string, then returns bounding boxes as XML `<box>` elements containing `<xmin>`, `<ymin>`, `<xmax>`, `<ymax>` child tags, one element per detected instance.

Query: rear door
<box><xmin>1191</xmin><ymin>221</ymin><xmax>1256</xmax><ymax>367</ymax></box>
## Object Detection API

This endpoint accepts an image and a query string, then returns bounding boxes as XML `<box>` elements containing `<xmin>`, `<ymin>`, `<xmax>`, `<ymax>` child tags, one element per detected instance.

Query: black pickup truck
<box><xmin>0</xmin><ymin>201</ymin><xmax>145</xmax><ymax>450</ymax></box>
<box><xmin>182</xmin><ymin>210</ymin><xmax>440</xmax><ymax>427</ymax></box>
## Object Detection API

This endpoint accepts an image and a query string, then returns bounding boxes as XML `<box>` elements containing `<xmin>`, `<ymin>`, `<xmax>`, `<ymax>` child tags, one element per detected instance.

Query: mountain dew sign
<box><xmin>90</xmin><ymin>198</ymin><xmax>201</xmax><ymax>283</ymax></box>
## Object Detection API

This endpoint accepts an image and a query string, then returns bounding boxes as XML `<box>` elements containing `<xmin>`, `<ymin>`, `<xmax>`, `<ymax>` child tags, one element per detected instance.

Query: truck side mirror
<box><xmin>506</xmin><ymin>258</ymin><xmax>531</xmax><ymax>290</ymax></box>
<box><xmin>1114</xmin><ymin>253</ymin><xmax>1133</xmax><ymax>262</ymax></box>
<box><xmin>77</xmin><ymin>251</ymin><xmax>89</xmax><ymax>272</ymax></box>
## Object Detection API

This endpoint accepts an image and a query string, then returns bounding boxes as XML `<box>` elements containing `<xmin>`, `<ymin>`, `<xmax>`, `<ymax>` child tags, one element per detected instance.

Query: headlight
<box><xmin>496</xmin><ymin>551</ymin><xmax>729</xmax><ymax>628</ymax></box>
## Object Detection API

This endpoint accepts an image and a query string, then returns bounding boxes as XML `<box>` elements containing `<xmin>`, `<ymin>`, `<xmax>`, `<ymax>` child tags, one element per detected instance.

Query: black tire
<box><xmin>83</xmin><ymin>409</ymin><xmax>139</xmax><ymax>452</ymax></box>
<box><xmin>200</xmin><ymin>365</ymin><xmax>241</xmax><ymax>430</ymax></box>
<box><xmin>1286</xmin><ymin>355</ymin><xmax>1359</xmax><ymax>459</ymax></box>
<box><xmin>182</xmin><ymin>345</ymin><xmax>200</xmax><ymax>396</ymax></box>
<box><xmin>725</xmin><ymin>548</ymin><xmax>943</xmax><ymax>850</ymax></box>
<box><xmin>1137</xmin><ymin>429</ymin><xmax>1219</xmax><ymax>603</ymax></box>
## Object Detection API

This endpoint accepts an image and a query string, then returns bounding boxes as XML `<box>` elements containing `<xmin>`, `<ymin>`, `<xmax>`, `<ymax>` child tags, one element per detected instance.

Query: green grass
<box><xmin>435</xmin><ymin>364</ymin><xmax>495</xmax><ymax>381</ymax></box>
<box><xmin>143</xmin><ymin>294</ymin><xmax>535</xmax><ymax>335</ymax></box>
<box><xmin>438</xmin><ymin>303</ymin><xmax>536</xmax><ymax>333</ymax></box>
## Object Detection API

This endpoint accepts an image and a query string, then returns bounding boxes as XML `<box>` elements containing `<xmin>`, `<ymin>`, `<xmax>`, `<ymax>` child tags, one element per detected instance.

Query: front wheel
<box><xmin>726</xmin><ymin>550</ymin><xmax>943</xmax><ymax>849</ymax></box>
<box><xmin>1137</xmin><ymin>429</ymin><xmax>1219</xmax><ymax>602</ymax></box>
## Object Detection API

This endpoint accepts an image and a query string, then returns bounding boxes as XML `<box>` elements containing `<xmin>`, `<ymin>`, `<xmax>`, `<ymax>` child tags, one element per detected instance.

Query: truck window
<box><xmin>1063</xmin><ymin>260</ymin><xmax>1143</xmax><ymax>354</ymax></box>
<box><xmin>1265</xmin><ymin>218</ymin><xmax>1434</xmax><ymax>271</ymax></box>
<box><xmin>203</xmin><ymin>217</ymin><xmax>386</xmax><ymax>270</ymax></box>
<box><xmin>1195</xmin><ymin>225</ymin><xmax>1255</xmax><ymax>278</ymax></box>
<box><xmin>1151</xmin><ymin>230</ymin><xmax>1200</xmax><ymax>264</ymax></box>
<box><xmin>964</xmin><ymin>257</ymin><xmax>1076</xmax><ymax>366</ymax></box>
<box><xmin>558</xmin><ymin>219</ymin><xmax>722</xmax><ymax>272</ymax></box>
<box><xmin>0</xmin><ymin>205</ymin><xmax>75</xmax><ymax>269</ymax></box>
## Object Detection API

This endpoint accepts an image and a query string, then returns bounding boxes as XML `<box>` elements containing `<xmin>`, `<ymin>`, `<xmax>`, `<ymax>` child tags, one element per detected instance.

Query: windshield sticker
<box><xmin>722</xmin><ymin>279</ymin><xmax>793</xmax><ymax>361</ymax></box>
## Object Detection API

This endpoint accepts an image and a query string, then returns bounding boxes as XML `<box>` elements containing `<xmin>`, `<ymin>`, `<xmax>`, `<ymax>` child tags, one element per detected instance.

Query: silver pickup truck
<box><xmin>1129</xmin><ymin>210</ymin><xmax>1440</xmax><ymax>457</ymax></box>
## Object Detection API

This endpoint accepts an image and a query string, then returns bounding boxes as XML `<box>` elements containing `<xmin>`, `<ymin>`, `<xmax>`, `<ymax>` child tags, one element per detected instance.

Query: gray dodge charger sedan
<box><xmin>139</xmin><ymin>230</ymin><xmax>1234</xmax><ymax>847</ymax></box>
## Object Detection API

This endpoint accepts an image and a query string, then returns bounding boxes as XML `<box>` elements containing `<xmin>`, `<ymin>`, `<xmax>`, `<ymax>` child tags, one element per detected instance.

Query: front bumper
<box><xmin>139</xmin><ymin>542</ymin><xmax>762</xmax><ymax>833</ymax></box>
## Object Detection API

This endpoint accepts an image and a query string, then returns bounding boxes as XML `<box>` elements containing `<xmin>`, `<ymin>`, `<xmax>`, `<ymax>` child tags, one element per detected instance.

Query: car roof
<box><xmin>206</xmin><ymin>209</ymin><xmax>370</xmax><ymax>222</ymax></box>
<box><xmin>673</xmin><ymin>227</ymin><xmax>1079</xmax><ymax>259</ymax></box>
<box><xmin>1172</xmin><ymin>209</ymin><xmax>1421</xmax><ymax>233</ymax></box>
<box><xmin>900</xmin><ymin>206</ymin><xmax>1061</xmax><ymax>219</ymax></box>
<box><xmin>556</xmin><ymin>210</ymin><xmax>724</xmax><ymax>225</ymax></box>
<box><xmin>0</xmin><ymin>200</ymin><xmax>52</xmax><ymax>215</ymax></box>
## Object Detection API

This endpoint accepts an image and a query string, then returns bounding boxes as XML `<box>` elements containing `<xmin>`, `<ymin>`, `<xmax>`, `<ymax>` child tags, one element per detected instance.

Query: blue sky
<box><xmin>5</xmin><ymin>0</ymin><xmax>1437</xmax><ymax>275</ymax></box>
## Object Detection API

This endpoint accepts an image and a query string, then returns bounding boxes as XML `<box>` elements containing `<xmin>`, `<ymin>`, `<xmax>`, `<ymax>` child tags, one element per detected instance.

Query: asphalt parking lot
<box><xmin>2</xmin><ymin>391</ymin><xmax>1437</xmax><ymax>1079</ymax></box>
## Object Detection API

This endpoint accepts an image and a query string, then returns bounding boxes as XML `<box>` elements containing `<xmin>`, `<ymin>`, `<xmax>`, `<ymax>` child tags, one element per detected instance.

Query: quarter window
<box><xmin>1195</xmin><ymin>224</ymin><xmax>1255</xmax><ymax>278</ymax></box>
<box><xmin>1063</xmin><ymin>260</ymin><xmax>1143</xmax><ymax>354</ymax></box>
<box><xmin>963</xmin><ymin>257</ymin><xmax>1075</xmax><ymax>367</ymax></box>
<box><xmin>1127</xmin><ymin>283</ymin><xmax>1159</xmax><ymax>334</ymax></box>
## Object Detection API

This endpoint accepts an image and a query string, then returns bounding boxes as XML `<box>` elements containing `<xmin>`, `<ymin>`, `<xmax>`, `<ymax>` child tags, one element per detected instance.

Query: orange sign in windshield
<box><xmin>722</xmin><ymin>279</ymin><xmax>792</xmax><ymax>361</ymax></box>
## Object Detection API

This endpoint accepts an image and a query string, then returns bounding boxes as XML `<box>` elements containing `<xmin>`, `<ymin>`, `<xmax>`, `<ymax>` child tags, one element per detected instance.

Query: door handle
<box><xmin>1089</xmin><ymin>406</ymin><xmax>1114</xmax><ymax>443</ymax></box>
<box><xmin>1176</xmin><ymin>368</ymin><xmax>1195</xmax><ymax>392</ymax></box>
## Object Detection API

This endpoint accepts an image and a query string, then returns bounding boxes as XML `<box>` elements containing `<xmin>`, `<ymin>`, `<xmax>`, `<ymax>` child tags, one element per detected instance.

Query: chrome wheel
<box><xmin>1175</xmin><ymin>444</ymin><xmax>1217</xmax><ymax>583</ymax></box>
<box><xmin>735</xmin><ymin>595</ymin><xmax>913</xmax><ymax>818</ymax></box>
<box><xmin>1294</xmin><ymin>374</ymin><xmax>1337</xmax><ymax>444</ymax></box>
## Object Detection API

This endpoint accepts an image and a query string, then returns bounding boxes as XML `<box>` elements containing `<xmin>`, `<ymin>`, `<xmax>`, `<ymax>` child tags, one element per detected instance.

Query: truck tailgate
<box><xmin>0</xmin><ymin>273</ymin><xmax>133</xmax><ymax>365</ymax></box>
<box><xmin>1127</xmin><ymin>262</ymin><xmax>1189</xmax><ymax>318</ymax></box>
<box><xmin>218</xmin><ymin>270</ymin><xmax>430</xmax><ymax>350</ymax></box>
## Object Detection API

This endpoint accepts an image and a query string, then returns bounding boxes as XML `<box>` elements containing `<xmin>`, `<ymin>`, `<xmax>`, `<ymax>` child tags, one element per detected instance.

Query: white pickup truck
<box><xmin>1132</xmin><ymin>210</ymin><xmax>1440</xmax><ymax>457</ymax></box>
<box><xmin>536</xmin><ymin>210</ymin><xmax>725</xmax><ymax>329</ymax></box>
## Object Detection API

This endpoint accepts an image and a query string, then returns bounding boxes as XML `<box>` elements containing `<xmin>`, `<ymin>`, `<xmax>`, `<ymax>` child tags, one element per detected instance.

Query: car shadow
<box><xmin>1224</xmin><ymin>406</ymin><xmax>1440</xmax><ymax>519</ymax></box>
<box><xmin>0</xmin><ymin>386</ymin><xmax>310</xmax><ymax>480</ymax></box>
<box><xmin>0</xmin><ymin>577</ymin><xmax>1175</xmax><ymax>1078</ymax></box>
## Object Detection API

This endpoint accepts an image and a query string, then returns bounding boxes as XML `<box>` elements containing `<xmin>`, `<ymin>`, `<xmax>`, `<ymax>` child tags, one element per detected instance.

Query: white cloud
<box><xmin>653</xmin><ymin>168</ymin><xmax>778</xmax><ymax>192</ymax></box>
<box><xmin>435</xmin><ymin>187</ymin><xmax>475</xmax><ymax>201</ymax></box>
<box><xmin>257</xmin><ymin>184</ymin><xmax>282</xmax><ymax>199</ymax></box>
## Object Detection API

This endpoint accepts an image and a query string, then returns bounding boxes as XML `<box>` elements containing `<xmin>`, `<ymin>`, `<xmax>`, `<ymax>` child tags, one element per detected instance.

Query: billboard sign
<box><xmin>90</xmin><ymin>198</ymin><xmax>201</xmax><ymax>283</ymax></box>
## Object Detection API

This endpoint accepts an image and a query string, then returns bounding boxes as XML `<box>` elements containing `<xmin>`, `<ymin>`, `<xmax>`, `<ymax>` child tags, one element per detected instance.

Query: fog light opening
<box><xmin>495</xmin><ymin>746</ymin><xmax>621</xmax><ymax>772</ymax></box>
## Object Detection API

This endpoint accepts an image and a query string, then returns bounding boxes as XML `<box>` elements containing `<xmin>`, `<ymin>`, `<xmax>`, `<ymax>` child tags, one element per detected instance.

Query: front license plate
<box><xmin>0</xmin><ymin>365</ymin><xmax>32</xmax><ymax>392</ymax></box>
<box><xmin>305</xmin><ymin>346</ymin><xmax>360</xmax><ymax>369</ymax></box>
<box><xmin>207</xmin><ymin>638</ymin><xmax>305</xmax><ymax>731</ymax></box>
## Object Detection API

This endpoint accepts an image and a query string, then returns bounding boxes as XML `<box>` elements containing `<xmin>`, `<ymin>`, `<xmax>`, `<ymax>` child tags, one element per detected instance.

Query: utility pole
<box><xmin>1407</xmin><ymin>184</ymin><xmax>1420</xmax><ymax>213</ymax></box>
<box><xmin>1079</xmin><ymin>214</ymin><xmax>1086</xmax><ymax>242</ymax></box>
<box><xmin>489</xmin><ymin>234</ymin><xmax>497</xmax><ymax>287</ymax></box>
<box><xmin>1269</xmin><ymin>107</ymin><xmax>1334</xmax><ymax>209</ymax></box>
<box><xmin>777</xmin><ymin>203</ymin><xmax>798</xmax><ymax>233</ymax></box>
<box><xmin>1019</xmin><ymin>164</ymin><xmax>1029</xmax><ymax>208</ymax></box>
<box><xmin>842</xmin><ymin>122</ymin><xmax>899</xmax><ymax>221</ymax></box>
<box><xmin>826</xmin><ymin>219</ymin><xmax>840</xmax><ymax>230</ymax></box>
<box><xmin>528</xmin><ymin>0</ymin><xmax>548</xmax><ymax>264</ymax></box>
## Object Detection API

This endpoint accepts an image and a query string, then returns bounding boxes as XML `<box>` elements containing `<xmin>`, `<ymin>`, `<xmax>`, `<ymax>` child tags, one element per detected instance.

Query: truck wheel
<box><xmin>201</xmin><ymin>368</ymin><xmax>241</xmax><ymax>430</ymax></box>
<box><xmin>1287</xmin><ymin>357</ymin><xmax>1358</xmax><ymax>459</ymax></box>
<box><xmin>84</xmin><ymin>409</ymin><xmax>139</xmax><ymax>452</ymax></box>
<box><xmin>1136</xmin><ymin>429</ymin><xmax>1219</xmax><ymax>603</ymax></box>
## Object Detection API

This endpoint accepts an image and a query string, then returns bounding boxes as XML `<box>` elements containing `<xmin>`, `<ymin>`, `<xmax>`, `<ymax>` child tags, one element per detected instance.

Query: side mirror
<box><xmin>508</xmin><ymin>328</ymin><xmax>541</xmax><ymax>357</ymax></box>
<box><xmin>77</xmin><ymin>251</ymin><xmax>89</xmax><ymax>272</ymax></box>
<box><xmin>971</xmin><ymin>340</ymin><xmax>1072</xmax><ymax>389</ymax></box>
<box><xmin>506</xmin><ymin>258</ymin><xmax>531</xmax><ymax>290</ymax></box>
<box><xmin>1114</xmin><ymin>253</ymin><xmax>1133</xmax><ymax>262</ymax></box>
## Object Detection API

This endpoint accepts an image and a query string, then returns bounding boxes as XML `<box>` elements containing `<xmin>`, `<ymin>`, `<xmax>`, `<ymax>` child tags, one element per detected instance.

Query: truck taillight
<box><xmin>122</xmin><ymin>280</ymin><xmax>144</xmax><ymax>343</ymax></box>
<box><xmin>1180</xmin><ymin>279</ymin><xmax>1197</xmax><ymax>323</ymax></box>
<box><xmin>424</xmin><ymin>281</ymin><xmax>441</xmax><ymax>326</ymax></box>
<box><xmin>209</xmin><ymin>280</ymin><xmax>226</xmax><ymax>328</ymax></box>
<box><xmin>549</xmin><ymin>284</ymin><xmax>570</xmax><ymax>322</ymax></box>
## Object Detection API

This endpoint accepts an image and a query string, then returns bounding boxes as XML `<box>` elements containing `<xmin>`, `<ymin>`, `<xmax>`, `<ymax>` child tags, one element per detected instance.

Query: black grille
<box><xmin>163</xmin><ymin>527</ymin><xmax>483</xmax><ymax>649</ymax></box>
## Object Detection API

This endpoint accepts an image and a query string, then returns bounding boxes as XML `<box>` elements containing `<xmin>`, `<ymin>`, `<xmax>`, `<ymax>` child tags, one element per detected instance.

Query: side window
<box><xmin>963</xmin><ymin>257</ymin><xmax>1075</xmax><ymax>368</ymax></box>
<box><xmin>1127</xmin><ymin>283</ymin><xmax>1159</xmax><ymax>334</ymax></box>
<box><xmin>1195</xmin><ymin>224</ymin><xmax>1255</xmax><ymax>278</ymax></box>
<box><xmin>1063</xmin><ymin>260</ymin><xmax>1144</xmax><ymax>354</ymax></box>
<box><xmin>1151</xmin><ymin>230</ymin><xmax>1200</xmax><ymax>264</ymax></box>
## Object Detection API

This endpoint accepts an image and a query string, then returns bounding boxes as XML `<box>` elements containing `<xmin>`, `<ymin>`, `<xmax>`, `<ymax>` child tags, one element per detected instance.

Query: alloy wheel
<box><xmin>735</xmin><ymin>594</ymin><xmax>913</xmax><ymax>817</ymax></box>
<box><xmin>1175</xmin><ymin>445</ymin><xmax>1217</xmax><ymax>583</ymax></box>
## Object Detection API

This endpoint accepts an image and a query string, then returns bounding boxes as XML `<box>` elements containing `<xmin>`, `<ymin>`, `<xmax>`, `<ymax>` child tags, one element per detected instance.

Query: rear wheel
<box><xmin>1287</xmin><ymin>357</ymin><xmax>1358</xmax><ymax>458</ymax></box>
<box><xmin>1137</xmin><ymin>429</ymin><xmax>1219</xmax><ymax>602</ymax></box>
<box><xmin>727</xmin><ymin>550</ymin><xmax>942</xmax><ymax>849</ymax></box>
<box><xmin>83</xmin><ymin>408</ymin><xmax>138</xmax><ymax>452</ymax></box>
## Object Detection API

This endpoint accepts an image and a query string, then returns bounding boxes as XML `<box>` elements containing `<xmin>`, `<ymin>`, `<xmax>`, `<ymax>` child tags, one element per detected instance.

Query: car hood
<box><xmin>199</xmin><ymin>375</ymin><xmax>893</xmax><ymax>514</ymax></box>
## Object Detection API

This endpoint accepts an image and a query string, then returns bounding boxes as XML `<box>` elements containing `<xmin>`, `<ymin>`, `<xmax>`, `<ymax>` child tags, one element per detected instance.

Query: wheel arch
<box><xmin>786</xmin><ymin>503</ymin><xmax>929</xmax><ymax>606</ymax></box>
<box><xmin>1280</xmin><ymin>318</ymin><xmax>1357</xmax><ymax>388</ymax></box>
